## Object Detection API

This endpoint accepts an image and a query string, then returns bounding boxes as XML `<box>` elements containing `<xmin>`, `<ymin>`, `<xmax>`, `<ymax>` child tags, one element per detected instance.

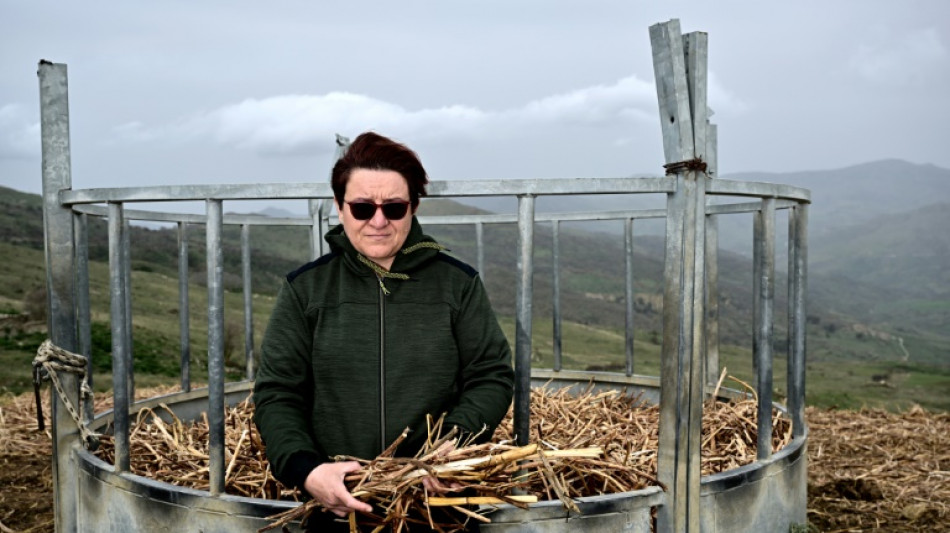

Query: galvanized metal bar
<box><xmin>206</xmin><ymin>199</ymin><xmax>226</xmax><ymax>495</ymax></box>
<box><xmin>788</xmin><ymin>204</ymin><xmax>809</xmax><ymax>437</ymax></box>
<box><xmin>706</xmin><ymin>179</ymin><xmax>810</xmax><ymax>202</ymax></box>
<box><xmin>624</xmin><ymin>218</ymin><xmax>635</xmax><ymax>377</ymax></box>
<box><xmin>38</xmin><ymin>60</ymin><xmax>80</xmax><ymax>533</ymax></box>
<box><xmin>657</xmin><ymin>175</ymin><xmax>688</xmax><ymax>533</ymax></box>
<box><xmin>682</xmin><ymin>31</ymin><xmax>709</xmax><ymax>533</ymax></box>
<box><xmin>61</xmin><ymin>177</ymin><xmax>677</xmax><ymax>205</ymax></box>
<box><xmin>178</xmin><ymin>221</ymin><xmax>191</xmax><ymax>392</ymax></box>
<box><xmin>475</xmin><ymin>221</ymin><xmax>485</xmax><ymax>284</ymax></box>
<box><xmin>684</xmin><ymin>171</ymin><xmax>707</xmax><ymax>531</ymax></box>
<box><xmin>513</xmin><ymin>194</ymin><xmax>536</xmax><ymax>448</ymax></box>
<box><xmin>123</xmin><ymin>217</ymin><xmax>134</xmax><ymax>405</ymax></box>
<box><xmin>705</xmin><ymin>124</ymin><xmax>720</xmax><ymax>387</ymax></box>
<box><xmin>61</xmin><ymin>176</ymin><xmax>809</xmax><ymax>207</ymax></box>
<box><xmin>752</xmin><ymin>212</ymin><xmax>761</xmax><ymax>378</ymax></box>
<box><xmin>755</xmin><ymin>198</ymin><xmax>776</xmax><ymax>460</ymax></box>
<box><xmin>551</xmin><ymin>220</ymin><xmax>562</xmax><ymax>372</ymax></box>
<box><xmin>309</xmin><ymin>198</ymin><xmax>335</xmax><ymax>260</ymax></box>
<box><xmin>108</xmin><ymin>202</ymin><xmax>131</xmax><ymax>473</ymax></box>
<box><xmin>684</xmin><ymin>32</ymin><xmax>708</xmax><ymax>164</ymax></box>
<box><xmin>308</xmin><ymin>199</ymin><xmax>322</xmax><ymax>261</ymax></box>
<box><xmin>73</xmin><ymin>198</ymin><xmax>804</xmax><ymax>228</ymax></box>
<box><xmin>74</xmin><ymin>203</ymin><xmax>313</xmax><ymax>226</ymax></box>
<box><xmin>241</xmin><ymin>224</ymin><xmax>255</xmax><ymax>381</ymax></box>
<box><xmin>74</xmin><ymin>211</ymin><xmax>93</xmax><ymax>422</ymax></box>
<box><xmin>652</xmin><ymin>18</ymin><xmax>693</xmax><ymax>530</ymax></box>
<box><xmin>706</xmin><ymin>198</ymin><xmax>799</xmax><ymax>216</ymax></box>
<box><xmin>704</xmin><ymin>211</ymin><xmax>720</xmax><ymax>387</ymax></box>
<box><xmin>651</xmin><ymin>20</ymin><xmax>695</xmax><ymax>165</ymax></box>
<box><xmin>72</xmin><ymin>196</ymin><xmax>798</xmax><ymax>226</ymax></box>
<box><xmin>422</xmin><ymin>209</ymin><xmax>669</xmax><ymax>225</ymax></box>
<box><xmin>651</xmin><ymin>19</ymin><xmax>709</xmax><ymax>533</ymax></box>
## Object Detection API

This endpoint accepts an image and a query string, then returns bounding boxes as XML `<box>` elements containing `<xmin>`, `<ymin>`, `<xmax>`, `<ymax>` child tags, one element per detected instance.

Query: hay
<box><xmin>90</xmin><ymin>379</ymin><xmax>792</xmax><ymax>531</ymax></box>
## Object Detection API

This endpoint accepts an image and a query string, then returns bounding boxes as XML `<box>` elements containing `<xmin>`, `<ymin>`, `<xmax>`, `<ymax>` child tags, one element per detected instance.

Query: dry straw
<box><xmin>90</xmin><ymin>378</ymin><xmax>791</xmax><ymax>531</ymax></box>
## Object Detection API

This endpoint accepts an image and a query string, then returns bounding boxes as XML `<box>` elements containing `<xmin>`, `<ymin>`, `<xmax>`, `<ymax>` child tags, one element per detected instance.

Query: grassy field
<box><xmin>2</xmin><ymin>241</ymin><xmax>948</xmax><ymax>412</ymax></box>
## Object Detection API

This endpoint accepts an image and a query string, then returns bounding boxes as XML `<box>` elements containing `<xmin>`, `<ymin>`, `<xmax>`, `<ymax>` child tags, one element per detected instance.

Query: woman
<box><xmin>253</xmin><ymin>131</ymin><xmax>514</xmax><ymax>526</ymax></box>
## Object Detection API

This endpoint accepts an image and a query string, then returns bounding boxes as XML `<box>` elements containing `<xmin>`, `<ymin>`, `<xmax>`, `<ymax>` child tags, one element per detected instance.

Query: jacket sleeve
<box><xmin>253</xmin><ymin>279</ymin><xmax>326</xmax><ymax>489</ymax></box>
<box><xmin>443</xmin><ymin>275</ymin><xmax>514</xmax><ymax>442</ymax></box>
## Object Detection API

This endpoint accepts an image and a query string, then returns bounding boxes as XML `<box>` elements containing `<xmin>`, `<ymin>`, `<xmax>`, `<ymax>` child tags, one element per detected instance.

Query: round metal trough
<box><xmin>74</xmin><ymin>371</ymin><xmax>806</xmax><ymax>532</ymax></box>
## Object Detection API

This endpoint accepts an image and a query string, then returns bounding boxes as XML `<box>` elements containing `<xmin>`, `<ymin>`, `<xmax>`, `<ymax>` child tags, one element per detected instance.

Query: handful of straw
<box><xmin>260</xmin><ymin>415</ymin><xmax>604</xmax><ymax>532</ymax></box>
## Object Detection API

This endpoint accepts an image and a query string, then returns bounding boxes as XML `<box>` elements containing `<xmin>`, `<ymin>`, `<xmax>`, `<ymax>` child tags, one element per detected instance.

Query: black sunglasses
<box><xmin>346</xmin><ymin>200</ymin><xmax>411</xmax><ymax>221</ymax></box>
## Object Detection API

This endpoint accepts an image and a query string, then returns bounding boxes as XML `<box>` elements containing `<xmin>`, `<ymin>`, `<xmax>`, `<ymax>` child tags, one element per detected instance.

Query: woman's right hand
<box><xmin>303</xmin><ymin>461</ymin><xmax>374</xmax><ymax>517</ymax></box>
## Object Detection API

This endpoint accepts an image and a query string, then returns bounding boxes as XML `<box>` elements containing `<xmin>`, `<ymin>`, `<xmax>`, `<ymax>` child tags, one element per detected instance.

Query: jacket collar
<box><xmin>325</xmin><ymin>216</ymin><xmax>444</xmax><ymax>276</ymax></box>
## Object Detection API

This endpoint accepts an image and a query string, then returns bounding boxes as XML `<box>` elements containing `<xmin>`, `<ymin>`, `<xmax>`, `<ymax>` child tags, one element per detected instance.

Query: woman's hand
<box><xmin>421</xmin><ymin>440</ymin><xmax>463</xmax><ymax>494</ymax></box>
<box><xmin>421</xmin><ymin>475</ymin><xmax>464</xmax><ymax>494</ymax></box>
<box><xmin>303</xmin><ymin>462</ymin><xmax>373</xmax><ymax>517</ymax></box>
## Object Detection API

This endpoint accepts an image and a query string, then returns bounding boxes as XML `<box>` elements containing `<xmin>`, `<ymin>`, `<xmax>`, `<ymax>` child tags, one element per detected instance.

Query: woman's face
<box><xmin>339</xmin><ymin>168</ymin><xmax>415</xmax><ymax>271</ymax></box>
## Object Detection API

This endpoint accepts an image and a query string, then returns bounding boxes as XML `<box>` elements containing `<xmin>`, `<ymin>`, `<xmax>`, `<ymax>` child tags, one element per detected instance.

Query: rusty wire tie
<box><xmin>663</xmin><ymin>157</ymin><xmax>708</xmax><ymax>176</ymax></box>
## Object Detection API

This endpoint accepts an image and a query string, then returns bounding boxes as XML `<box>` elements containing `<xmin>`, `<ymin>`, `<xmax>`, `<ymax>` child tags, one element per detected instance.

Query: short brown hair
<box><xmin>331</xmin><ymin>132</ymin><xmax>429</xmax><ymax>210</ymax></box>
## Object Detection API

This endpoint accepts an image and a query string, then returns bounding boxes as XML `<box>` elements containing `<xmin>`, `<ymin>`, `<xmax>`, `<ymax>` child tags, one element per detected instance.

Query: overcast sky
<box><xmin>2</xmin><ymin>0</ymin><xmax>949</xmax><ymax>197</ymax></box>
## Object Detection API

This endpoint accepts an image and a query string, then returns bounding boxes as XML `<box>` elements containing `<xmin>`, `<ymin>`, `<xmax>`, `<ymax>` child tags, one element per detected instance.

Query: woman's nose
<box><xmin>368</xmin><ymin>207</ymin><xmax>389</xmax><ymax>227</ymax></box>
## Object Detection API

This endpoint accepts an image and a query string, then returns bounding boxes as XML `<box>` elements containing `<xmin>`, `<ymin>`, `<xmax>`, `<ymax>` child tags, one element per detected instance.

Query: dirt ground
<box><xmin>1</xmin><ymin>393</ymin><xmax>947</xmax><ymax>532</ymax></box>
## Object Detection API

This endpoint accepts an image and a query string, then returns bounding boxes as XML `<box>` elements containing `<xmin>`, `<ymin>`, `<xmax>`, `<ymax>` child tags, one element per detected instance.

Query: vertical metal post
<box><xmin>74</xmin><ymin>212</ymin><xmax>93</xmax><ymax>422</ymax></box>
<box><xmin>752</xmin><ymin>212</ymin><xmax>761</xmax><ymax>377</ymax></box>
<box><xmin>241</xmin><ymin>224</ymin><xmax>255</xmax><ymax>380</ymax></box>
<box><xmin>476</xmin><ymin>221</ymin><xmax>485</xmax><ymax>284</ymax></box>
<box><xmin>309</xmin><ymin>199</ymin><xmax>332</xmax><ymax>260</ymax></box>
<box><xmin>704</xmin><ymin>124</ymin><xmax>720</xmax><ymax>387</ymax></box>
<box><xmin>123</xmin><ymin>217</ymin><xmax>134</xmax><ymax>405</ymax></box>
<box><xmin>513</xmin><ymin>194</ymin><xmax>535</xmax><ymax>447</ymax></box>
<box><xmin>108</xmin><ymin>202</ymin><xmax>131</xmax><ymax>473</ymax></box>
<box><xmin>206</xmin><ymin>199</ymin><xmax>226</xmax><ymax>495</ymax></box>
<box><xmin>311</xmin><ymin>134</ymin><xmax>350</xmax><ymax>259</ymax></box>
<box><xmin>551</xmin><ymin>220</ymin><xmax>562</xmax><ymax>372</ymax></box>
<box><xmin>624</xmin><ymin>218</ymin><xmax>635</xmax><ymax>377</ymax></box>
<box><xmin>755</xmin><ymin>198</ymin><xmax>776</xmax><ymax>459</ymax></box>
<box><xmin>38</xmin><ymin>60</ymin><xmax>79</xmax><ymax>533</ymax></box>
<box><xmin>788</xmin><ymin>204</ymin><xmax>808</xmax><ymax>437</ymax></box>
<box><xmin>651</xmin><ymin>19</ymin><xmax>708</xmax><ymax>533</ymax></box>
<box><xmin>178</xmin><ymin>221</ymin><xmax>191</xmax><ymax>392</ymax></box>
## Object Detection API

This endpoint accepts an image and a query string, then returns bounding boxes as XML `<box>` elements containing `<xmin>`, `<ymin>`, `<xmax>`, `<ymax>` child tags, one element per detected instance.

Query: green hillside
<box><xmin>1</xmin><ymin>185</ymin><xmax>947</xmax><ymax>411</ymax></box>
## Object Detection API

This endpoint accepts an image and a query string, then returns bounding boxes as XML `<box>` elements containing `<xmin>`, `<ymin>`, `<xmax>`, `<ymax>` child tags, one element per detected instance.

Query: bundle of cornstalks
<box><xmin>263</xmin><ymin>415</ymin><xmax>604</xmax><ymax>532</ymax></box>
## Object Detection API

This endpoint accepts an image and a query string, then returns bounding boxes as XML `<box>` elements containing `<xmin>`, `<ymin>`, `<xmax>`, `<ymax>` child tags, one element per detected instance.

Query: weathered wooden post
<box><xmin>650</xmin><ymin>19</ymin><xmax>712</xmax><ymax>533</ymax></box>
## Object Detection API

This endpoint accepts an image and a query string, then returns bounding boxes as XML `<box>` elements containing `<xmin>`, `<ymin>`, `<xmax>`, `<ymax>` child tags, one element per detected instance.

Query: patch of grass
<box><xmin>0</xmin><ymin>347</ymin><xmax>39</xmax><ymax>396</ymax></box>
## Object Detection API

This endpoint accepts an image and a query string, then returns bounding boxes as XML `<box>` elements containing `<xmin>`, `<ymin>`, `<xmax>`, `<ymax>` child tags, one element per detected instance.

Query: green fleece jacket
<box><xmin>253</xmin><ymin>217</ymin><xmax>514</xmax><ymax>491</ymax></box>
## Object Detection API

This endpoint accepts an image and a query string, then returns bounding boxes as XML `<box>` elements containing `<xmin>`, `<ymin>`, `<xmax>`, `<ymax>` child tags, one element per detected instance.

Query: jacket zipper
<box><xmin>377</xmin><ymin>273</ymin><xmax>386</xmax><ymax>454</ymax></box>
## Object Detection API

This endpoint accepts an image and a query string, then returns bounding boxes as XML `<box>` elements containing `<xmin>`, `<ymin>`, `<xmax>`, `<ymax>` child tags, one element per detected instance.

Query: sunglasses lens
<box><xmin>347</xmin><ymin>201</ymin><xmax>410</xmax><ymax>220</ymax></box>
<box><xmin>349</xmin><ymin>202</ymin><xmax>377</xmax><ymax>220</ymax></box>
<box><xmin>381</xmin><ymin>202</ymin><xmax>409</xmax><ymax>220</ymax></box>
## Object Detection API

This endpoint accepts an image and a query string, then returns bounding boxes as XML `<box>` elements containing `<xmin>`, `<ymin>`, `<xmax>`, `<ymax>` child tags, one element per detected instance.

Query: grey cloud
<box><xmin>0</xmin><ymin>104</ymin><xmax>40</xmax><ymax>159</ymax></box>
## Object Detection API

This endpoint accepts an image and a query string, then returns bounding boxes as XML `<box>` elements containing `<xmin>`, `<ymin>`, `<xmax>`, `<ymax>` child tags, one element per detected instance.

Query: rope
<box><xmin>357</xmin><ymin>254</ymin><xmax>410</xmax><ymax>296</ymax></box>
<box><xmin>357</xmin><ymin>242</ymin><xmax>444</xmax><ymax>295</ymax></box>
<box><xmin>32</xmin><ymin>339</ymin><xmax>100</xmax><ymax>451</ymax></box>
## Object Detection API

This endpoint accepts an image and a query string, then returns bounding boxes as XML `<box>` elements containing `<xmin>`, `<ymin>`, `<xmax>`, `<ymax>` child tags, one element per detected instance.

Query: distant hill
<box><xmin>729</xmin><ymin>159</ymin><xmax>950</xmax><ymax>237</ymax></box>
<box><xmin>810</xmin><ymin>202</ymin><xmax>950</xmax><ymax>298</ymax></box>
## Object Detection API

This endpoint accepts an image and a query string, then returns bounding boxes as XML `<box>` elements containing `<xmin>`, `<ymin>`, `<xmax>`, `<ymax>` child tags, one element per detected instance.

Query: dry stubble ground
<box><xmin>1</xmin><ymin>391</ymin><xmax>947</xmax><ymax>533</ymax></box>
